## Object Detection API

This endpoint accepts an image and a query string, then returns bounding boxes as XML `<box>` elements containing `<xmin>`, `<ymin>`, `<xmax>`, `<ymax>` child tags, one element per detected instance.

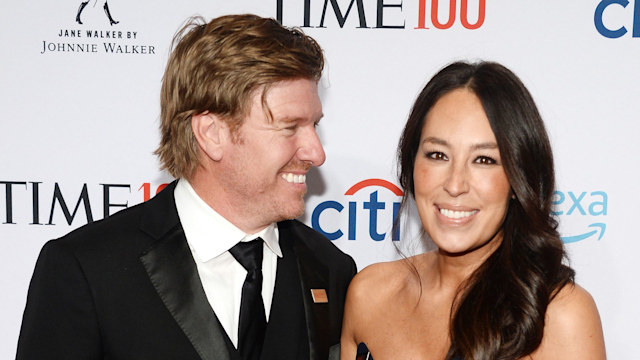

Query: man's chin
<box><xmin>278</xmin><ymin>201</ymin><xmax>305</xmax><ymax>221</ymax></box>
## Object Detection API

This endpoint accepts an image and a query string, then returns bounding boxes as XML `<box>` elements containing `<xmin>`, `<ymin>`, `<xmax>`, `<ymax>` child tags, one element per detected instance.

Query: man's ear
<box><xmin>191</xmin><ymin>112</ymin><xmax>228</xmax><ymax>162</ymax></box>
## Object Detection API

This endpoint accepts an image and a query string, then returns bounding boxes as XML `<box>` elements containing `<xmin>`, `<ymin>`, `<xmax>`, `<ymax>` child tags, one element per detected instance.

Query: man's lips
<box><xmin>281</xmin><ymin>173</ymin><xmax>306</xmax><ymax>184</ymax></box>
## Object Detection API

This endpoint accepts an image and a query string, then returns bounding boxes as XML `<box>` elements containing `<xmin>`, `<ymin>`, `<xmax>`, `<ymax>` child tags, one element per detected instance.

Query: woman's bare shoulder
<box><xmin>532</xmin><ymin>283</ymin><xmax>606</xmax><ymax>359</ymax></box>
<box><xmin>341</xmin><ymin>256</ymin><xmax>428</xmax><ymax>349</ymax></box>
<box><xmin>348</xmin><ymin>258</ymin><xmax>417</xmax><ymax>299</ymax></box>
<box><xmin>340</xmin><ymin>253</ymin><xmax>443</xmax><ymax>359</ymax></box>
<box><xmin>344</xmin><ymin>253</ymin><xmax>435</xmax><ymax>319</ymax></box>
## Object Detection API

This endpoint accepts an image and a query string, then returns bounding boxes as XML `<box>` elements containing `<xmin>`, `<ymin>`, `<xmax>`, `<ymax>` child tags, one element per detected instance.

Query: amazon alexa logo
<box><xmin>311</xmin><ymin>179</ymin><xmax>404</xmax><ymax>241</ymax></box>
<box><xmin>552</xmin><ymin>190</ymin><xmax>608</xmax><ymax>244</ymax></box>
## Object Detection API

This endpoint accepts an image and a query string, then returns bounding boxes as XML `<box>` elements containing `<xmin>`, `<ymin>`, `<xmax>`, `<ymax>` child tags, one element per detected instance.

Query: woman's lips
<box><xmin>439</xmin><ymin>208</ymin><xmax>478</xmax><ymax>219</ymax></box>
<box><xmin>435</xmin><ymin>205</ymin><xmax>478</xmax><ymax>224</ymax></box>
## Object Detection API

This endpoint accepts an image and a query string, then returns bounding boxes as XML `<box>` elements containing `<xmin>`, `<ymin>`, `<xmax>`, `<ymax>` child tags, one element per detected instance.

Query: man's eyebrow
<box><xmin>276</xmin><ymin>114</ymin><xmax>324</xmax><ymax>123</ymax></box>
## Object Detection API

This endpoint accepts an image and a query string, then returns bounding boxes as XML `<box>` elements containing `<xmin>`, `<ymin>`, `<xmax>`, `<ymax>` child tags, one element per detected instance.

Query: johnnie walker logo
<box><xmin>40</xmin><ymin>0</ymin><xmax>157</xmax><ymax>56</ymax></box>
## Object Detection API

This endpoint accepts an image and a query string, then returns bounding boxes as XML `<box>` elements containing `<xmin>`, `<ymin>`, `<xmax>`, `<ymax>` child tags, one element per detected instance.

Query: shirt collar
<box><xmin>174</xmin><ymin>179</ymin><xmax>282</xmax><ymax>262</ymax></box>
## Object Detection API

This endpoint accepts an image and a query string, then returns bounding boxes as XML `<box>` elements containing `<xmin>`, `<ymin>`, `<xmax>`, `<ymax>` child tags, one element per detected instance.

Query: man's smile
<box><xmin>281</xmin><ymin>173</ymin><xmax>306</xmax><ymax>184</ymax></box>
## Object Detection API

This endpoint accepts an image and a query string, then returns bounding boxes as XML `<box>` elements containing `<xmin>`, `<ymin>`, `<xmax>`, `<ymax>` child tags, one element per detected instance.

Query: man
<box><xmin>17</xmin><ymin>14</ymin><xmax>356</xmax><ymax>360</ymax></box>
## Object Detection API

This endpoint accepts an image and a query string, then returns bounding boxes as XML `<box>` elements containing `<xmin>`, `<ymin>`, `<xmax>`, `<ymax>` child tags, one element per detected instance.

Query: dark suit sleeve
<box><xmin>333</xmin><ymin>252</ymin><xmax>357</xmax><ymax>335</ymax></box>
<box><xmin>16</xmin><ymin>240</ymin><xmax>102</xmax><ymax>360</ymax></box>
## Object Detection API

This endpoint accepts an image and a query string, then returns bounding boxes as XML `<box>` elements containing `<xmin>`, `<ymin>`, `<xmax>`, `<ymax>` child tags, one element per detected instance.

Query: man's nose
<box><xmin>298</xmin><ymin>127</ymin><xmax>326</xmax><ymax>167</ymax></box>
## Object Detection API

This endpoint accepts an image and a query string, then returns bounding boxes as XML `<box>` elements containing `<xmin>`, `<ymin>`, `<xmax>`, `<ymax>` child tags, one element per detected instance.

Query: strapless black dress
<box><xmin>356</xmin><ymin>342</ymin><xmax>373</xmax><ymax>360</ymax></box>
<box><xmin>356</xmin><ymin>342</ymin><xmax>462</xmax><ymax>360</ymax></box>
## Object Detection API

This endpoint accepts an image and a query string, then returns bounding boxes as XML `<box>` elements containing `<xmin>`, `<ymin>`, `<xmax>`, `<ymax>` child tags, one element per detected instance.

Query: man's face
<box><xmin>218</xmin><ymin>78</ymin><xmax>325</xmax><ymax>232</ymax></box>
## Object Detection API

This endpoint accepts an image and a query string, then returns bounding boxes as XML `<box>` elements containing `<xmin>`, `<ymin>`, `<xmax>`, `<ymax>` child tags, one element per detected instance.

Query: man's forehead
<box><xmin>250</xmin><ymin>79</ymin><xmax>322</xmax><ymax>122</ymax></box>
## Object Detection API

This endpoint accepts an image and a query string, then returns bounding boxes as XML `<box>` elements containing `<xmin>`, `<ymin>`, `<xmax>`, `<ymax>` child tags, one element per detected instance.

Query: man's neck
<box><xmin>186</xmin><ymin>173</ymin><xmax>272</xmax><ymax>234</ymax></box>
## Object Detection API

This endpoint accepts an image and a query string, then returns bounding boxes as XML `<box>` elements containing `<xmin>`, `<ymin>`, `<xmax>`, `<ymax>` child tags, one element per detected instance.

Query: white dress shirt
<box><xmin>174</xmin><ymin>179</ymin><xmax>282</xmax><ymax>347</ymax></box>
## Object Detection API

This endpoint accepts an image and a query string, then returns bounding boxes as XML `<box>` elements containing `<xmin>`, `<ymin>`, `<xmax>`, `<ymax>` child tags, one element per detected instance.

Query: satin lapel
<box><xmin>138</xmin><ymin>182</ymin><xmax>231</xmax><ymax>360</ymax></box>
<box><xmin>280</xmin><ymin>222</ymin><xmax>332</xmax><ymax>360</ymax></box>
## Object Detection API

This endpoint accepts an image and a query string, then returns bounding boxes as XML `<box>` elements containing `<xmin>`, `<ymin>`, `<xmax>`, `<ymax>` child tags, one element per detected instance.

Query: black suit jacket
<box><xmin>16</xmin><ymin>182</ymin><xmax>356</xmax><ymax>360</ymax></box>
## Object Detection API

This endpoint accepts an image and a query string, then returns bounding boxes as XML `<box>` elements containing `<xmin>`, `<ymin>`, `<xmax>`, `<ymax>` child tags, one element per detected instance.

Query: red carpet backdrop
<box><xmin>1</xmin><ymin>0</ymin><xmax>638</xmax><ymax>358</ymax></box>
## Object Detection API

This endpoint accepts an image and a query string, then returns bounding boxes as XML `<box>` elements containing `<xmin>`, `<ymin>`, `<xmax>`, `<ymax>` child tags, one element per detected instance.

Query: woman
<box><xmin>340</xmin><ymin>61</ymin><xmax>606</xmax><ymax>359</ymax></box>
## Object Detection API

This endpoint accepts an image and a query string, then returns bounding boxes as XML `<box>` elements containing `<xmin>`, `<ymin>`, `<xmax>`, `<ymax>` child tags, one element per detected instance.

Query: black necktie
<box><xmin>229</xmin><ymin>239</ymin><xmax>267</xmax><ymax>360</ymax></box>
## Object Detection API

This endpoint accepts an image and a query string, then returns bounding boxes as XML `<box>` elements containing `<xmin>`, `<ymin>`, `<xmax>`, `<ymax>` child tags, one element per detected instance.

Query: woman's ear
<box><xmin>191</xmin><ymin>112</ymin><xmax>227</xmax><ymax>162</ymax></box>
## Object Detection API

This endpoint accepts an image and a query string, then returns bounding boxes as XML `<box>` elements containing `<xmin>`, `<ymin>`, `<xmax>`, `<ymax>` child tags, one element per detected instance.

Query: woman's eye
<box><xmin>426</xmin><ymin>152</ymin><xmax>447</xmax><ymax>161</ymax></box>
<box><xmin>474</xmin><ymin>156</ymin><xmax>496</xmax><ymax>165</ymax></box>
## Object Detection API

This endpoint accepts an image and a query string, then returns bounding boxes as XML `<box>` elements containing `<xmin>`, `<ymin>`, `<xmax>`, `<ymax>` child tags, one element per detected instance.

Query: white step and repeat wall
<box><xmin>1</xmin><ymin>0</ymin><xmax>639</xmax><ymax>358</ymax></box>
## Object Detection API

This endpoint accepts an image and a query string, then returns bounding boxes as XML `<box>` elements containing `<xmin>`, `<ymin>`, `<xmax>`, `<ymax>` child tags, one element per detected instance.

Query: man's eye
<box><xmin>426</xmin><ymin>152</ymin><xmax>447</xmax><ymax>161</ymax></box>
<box><xmin>474</xmin><ymin>156</ymin><xmax>496</xmax><ymax>165</ymax></box>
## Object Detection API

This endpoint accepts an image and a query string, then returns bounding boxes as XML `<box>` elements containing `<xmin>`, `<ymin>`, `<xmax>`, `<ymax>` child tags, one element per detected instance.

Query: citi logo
<box><xmin>276</xmin><ymin>0</ymin><xmax>485</xmax><ymax>30</ymax></box>
<box><xmin>311</xmin><ymin>179</ymin><xmax>403</xmax><ymax>241</ymax></box>
<box><xmin>552</xmin><ymin>190</ymin><xmax>608</xmax><ymax>244</ymax></box>
<box><xmin>594</xmin><ymin>0</ymin><xmax>640</xmax><ymax>38</ymax></box>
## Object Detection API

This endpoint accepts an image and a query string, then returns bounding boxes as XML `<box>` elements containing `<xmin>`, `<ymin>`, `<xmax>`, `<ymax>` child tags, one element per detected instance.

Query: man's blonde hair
<box><xmin>155</xmin><ymin>14</ymin><xmax>324</xmax><ymax>178</ymax></box>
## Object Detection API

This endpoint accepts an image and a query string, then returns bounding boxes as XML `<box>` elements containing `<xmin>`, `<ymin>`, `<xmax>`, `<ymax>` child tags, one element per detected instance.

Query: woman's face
<box><xmin>413</xmin><ymin>88</ymin><xmax>511</xmax><ymax>256</ymax></box>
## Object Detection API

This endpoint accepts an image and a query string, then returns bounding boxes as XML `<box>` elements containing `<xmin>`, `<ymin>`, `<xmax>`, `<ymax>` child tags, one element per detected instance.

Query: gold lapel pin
<box><xmin>310</xmin><ymin>289</ymin><xmax>328</xmax><ymax>303</ymax></box>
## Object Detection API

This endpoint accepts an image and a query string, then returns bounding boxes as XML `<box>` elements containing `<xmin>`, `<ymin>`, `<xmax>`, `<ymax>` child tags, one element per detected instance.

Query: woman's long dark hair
<box><xmin>397</xmin><ymin>61</ymin><xmax>575</xmax><ymax>359</ymax></box>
